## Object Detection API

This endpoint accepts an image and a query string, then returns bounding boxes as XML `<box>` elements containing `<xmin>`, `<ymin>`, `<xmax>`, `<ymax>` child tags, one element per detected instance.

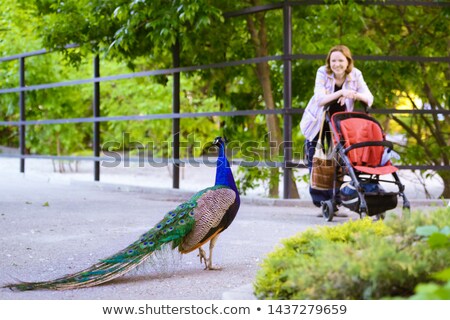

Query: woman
<box><xmin>300</xmin><ymin>45</ymin><xmax>373</xmax><ymax>207</ymax></box>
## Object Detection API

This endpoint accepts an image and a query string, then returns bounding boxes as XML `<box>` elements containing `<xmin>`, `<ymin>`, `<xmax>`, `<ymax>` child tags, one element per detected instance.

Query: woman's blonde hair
<box><xmin>325</xmin><ymin>45</ymin><xmax>354</xmax><ymax>75</ymax></box>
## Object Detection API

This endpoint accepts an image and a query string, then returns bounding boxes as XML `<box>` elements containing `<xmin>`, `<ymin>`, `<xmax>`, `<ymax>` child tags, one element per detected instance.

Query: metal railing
<box><xmin>1</xmin><ymin>0</ymin><xmax>449</xmax><ymax>198</ymax></box>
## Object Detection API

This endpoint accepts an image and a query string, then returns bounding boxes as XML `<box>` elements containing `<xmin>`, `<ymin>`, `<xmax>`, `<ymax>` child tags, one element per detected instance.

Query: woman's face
<box><xmin>329</xmin><ymin>51</ymin><xmax>349</xmax><ymax>77</ymax></box>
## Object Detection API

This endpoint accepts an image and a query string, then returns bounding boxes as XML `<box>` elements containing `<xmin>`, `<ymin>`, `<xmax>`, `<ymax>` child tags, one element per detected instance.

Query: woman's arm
<box><xmin>340</xmin><ymin>89</ymin><xmax>369</xmax><ymax>105</ymax></box>
<box><xmin>314</xmin><ymin>67</ymin><xmax>344</xmax><ymax>106</ymax></box>
<box><xmin>352</xmin><ymin>71</ymin><xmax>374</xmax><ymax>107</ymax></box>
<box><xmin>319</xmin><ymin>90</ymin><xmax>345</xmax><ymax>106</ymax></box>
<box><xmin>336</xmin><ymin>71</ymin><xmax>373</xmax><ymax>107</ymax></box>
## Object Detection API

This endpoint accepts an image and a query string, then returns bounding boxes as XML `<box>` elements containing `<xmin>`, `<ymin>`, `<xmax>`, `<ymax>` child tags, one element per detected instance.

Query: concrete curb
<box><xmin>71</xmin><ymin>180</ymin><xmax>449</xmax><ymax>208</ymax></box>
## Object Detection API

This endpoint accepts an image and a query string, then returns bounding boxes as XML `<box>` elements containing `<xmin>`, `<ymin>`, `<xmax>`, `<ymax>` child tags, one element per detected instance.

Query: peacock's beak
<box><xmin>213</xmin><ymin>137</ymin><xmax>222</xmax><ymax>146</ymax></box>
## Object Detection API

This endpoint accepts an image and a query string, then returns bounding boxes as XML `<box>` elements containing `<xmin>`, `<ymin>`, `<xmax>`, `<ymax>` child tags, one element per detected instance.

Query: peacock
<box><xmin>3</xmin><ymin>136</ymin><xmax>240</xmax><ymax>291</ymax></box>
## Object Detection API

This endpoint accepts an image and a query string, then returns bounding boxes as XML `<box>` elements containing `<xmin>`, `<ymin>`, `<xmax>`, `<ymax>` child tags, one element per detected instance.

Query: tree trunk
<box><xmin>246</xmin><ymin>1</ymin><xmax>299</xmax><ymax>198</ymax></box>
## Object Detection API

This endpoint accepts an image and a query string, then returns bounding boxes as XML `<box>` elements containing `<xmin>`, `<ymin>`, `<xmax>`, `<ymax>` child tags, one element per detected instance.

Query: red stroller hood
<box><xmin>331</xmin><ymin>112</ymin><xmax>398</xmax><ymax>175</ymax></box>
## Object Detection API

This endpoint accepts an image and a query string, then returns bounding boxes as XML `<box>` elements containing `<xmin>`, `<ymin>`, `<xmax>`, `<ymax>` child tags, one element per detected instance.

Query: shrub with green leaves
<box><xmin>408</xmin><ymin>223</ymin><xmax>450</xmax><ymax>300</ymax></box>
<box><xmin>254</xmin><ymin>207</ymin><xmax>450</xmax><ymax>300</ymax></box>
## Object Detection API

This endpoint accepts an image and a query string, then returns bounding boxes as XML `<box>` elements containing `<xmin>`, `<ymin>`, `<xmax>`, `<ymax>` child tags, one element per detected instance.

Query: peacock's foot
<box><xmin>197</xmin><ymin>247</ymin><xmax>208</xmax><ymax>269</ymax></box>
<box><xmin>206</xmin><ymin>264</ymin><xmax>222</xmax><ymax>271</ymax></box>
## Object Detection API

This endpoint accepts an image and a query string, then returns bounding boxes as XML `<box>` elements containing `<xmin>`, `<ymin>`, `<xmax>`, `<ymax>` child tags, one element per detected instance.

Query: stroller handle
<box><xmin>323</xmin><ymin>100</ymin><xmax>371</xmax><ymax>114</ymax></box>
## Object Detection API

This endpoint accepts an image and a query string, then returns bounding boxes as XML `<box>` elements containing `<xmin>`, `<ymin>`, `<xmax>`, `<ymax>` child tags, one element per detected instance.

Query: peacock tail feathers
<box><xmin>138</xmin><ymin>242</ymin><xmax>183</xmax><ymax>276</ymax></box>
<box><xmin>4</xmin><ymin>187</ymin><xmax>221</xmax><ymax>291</ymax></box>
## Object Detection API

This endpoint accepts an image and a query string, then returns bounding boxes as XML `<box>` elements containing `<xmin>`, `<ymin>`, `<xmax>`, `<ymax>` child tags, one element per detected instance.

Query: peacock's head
<box><xmin>213</xmin><ymin>136</ymin><xmax>227</xmax><ymax>147</ymax></box>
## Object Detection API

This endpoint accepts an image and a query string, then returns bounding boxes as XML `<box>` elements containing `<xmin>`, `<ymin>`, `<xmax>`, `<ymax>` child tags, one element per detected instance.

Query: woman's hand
<box><xmin>341</xmin><ymin>89</ymin><xmax>358</xmax><ymax>99</ymax></box>
<box><xmin>338</xmin><ymin>89</ymin><xmax>359</xmax><ymax>105</ymax></box>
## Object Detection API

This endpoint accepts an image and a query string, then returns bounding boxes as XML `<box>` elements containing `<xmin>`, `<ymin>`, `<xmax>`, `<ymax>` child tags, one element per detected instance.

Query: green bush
<box><xmin>408</xmin><ymin>223</ymin><xmax>450</xmax><ymax>300</ymax></box>
<box><xmin>409</xmin><ymin>268</ymin><xmax>450</xmax><ymax>300</ymax></box>
<box><xmin>254</xmin><ymin>207</ymin><xmax>450</xmax><ymax>300</ymax></box>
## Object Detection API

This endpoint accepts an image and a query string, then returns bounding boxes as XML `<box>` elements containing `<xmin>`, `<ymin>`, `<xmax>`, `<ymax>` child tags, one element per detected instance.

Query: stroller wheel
<box><xmin>374</xmin><ymin>213</ymin><xmax>386</xmax><ymax>221</ymax></box>
<box><xmin>321</xmin><ymin>200</ymin><xmax>334</xmax><ymax>222</ymax></box>
<box><xmin>359</xmin><ymin>206</ymin><xmax>368</xmax><ymax>219</ymax></box>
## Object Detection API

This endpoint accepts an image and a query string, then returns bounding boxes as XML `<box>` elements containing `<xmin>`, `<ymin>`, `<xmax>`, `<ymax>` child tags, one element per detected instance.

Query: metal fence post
<box><xmin>19</xmin><ymin>57</ymin><xmax>26</xmax><ymax>172</ymax></box>
<box><xmin>172</xmin><ymin>37</ymin><xmax>180</xmax><ymax>189</ymax></box>
<box><xmin>93</xmin><ymin>55</ymin><xmax>100</xmax><ymax>181</ymax></box>
<box><xmin>282</xmin><ymin>1</ymin><xmax>293</xmax><ymax>199</ymax></box>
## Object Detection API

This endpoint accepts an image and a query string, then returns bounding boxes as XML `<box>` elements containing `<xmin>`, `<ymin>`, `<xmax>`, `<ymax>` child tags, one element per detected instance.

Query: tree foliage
<box><xmin>0</xmin><ymin>0</ymin><xmax>448</xmax><ymax>196</ymax></box>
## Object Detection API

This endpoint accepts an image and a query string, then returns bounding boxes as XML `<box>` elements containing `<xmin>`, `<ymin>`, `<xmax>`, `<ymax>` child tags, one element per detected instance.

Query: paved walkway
<box><xmin>0</xmin><ymin>166</ymin><xmax>445</xmax><ymax>300</ymax></box>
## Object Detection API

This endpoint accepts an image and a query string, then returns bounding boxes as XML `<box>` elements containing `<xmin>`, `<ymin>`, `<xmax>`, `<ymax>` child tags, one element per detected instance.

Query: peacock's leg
<box><xmin>198</xmin><ymin>247</ymin><xmax>208</xmax><ymax>269</ymax></box>
<box><xmin>206</xmin><ymin>234</ymin><xmax>221</xmax><ymax>270</ymax></box>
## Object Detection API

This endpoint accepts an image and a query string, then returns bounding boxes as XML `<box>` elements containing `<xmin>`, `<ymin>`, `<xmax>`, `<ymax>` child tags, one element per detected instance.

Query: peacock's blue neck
<box><xmin>214</xmin><ymin>143</ymin><xmax>238</xmax><ymax>193</ymax></box>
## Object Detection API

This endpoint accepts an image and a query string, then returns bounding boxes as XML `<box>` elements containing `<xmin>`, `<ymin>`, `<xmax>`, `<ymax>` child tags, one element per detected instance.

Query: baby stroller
<box><xmin>321</xmin><ymin>108</ymin><xmax>410</xmax><ymax>222</ymax></box>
